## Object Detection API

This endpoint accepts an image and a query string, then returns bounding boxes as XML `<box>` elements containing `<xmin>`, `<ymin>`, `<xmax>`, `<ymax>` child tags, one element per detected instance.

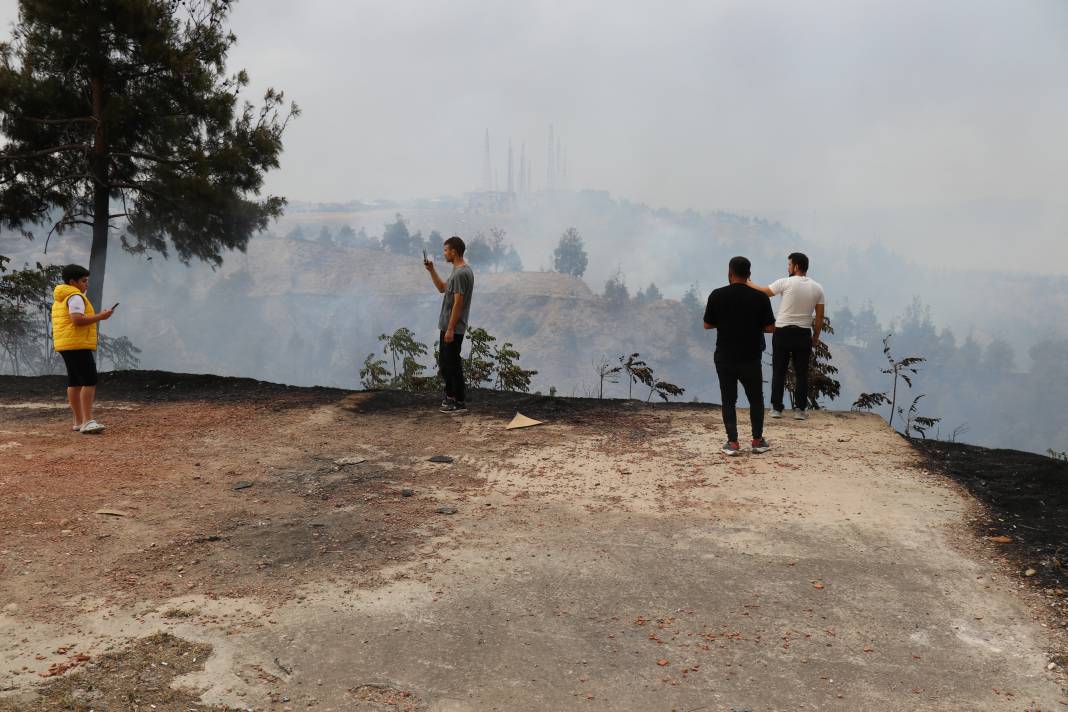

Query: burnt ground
<box><xmin>0</xmin><ymin>369</ymin><xmax>347</xmax><ymax>406</ymax></box>
<box><xmin>915</xmin><ymin>439</ymin><xmax>1068</xmax><ymax>643</ymax></box>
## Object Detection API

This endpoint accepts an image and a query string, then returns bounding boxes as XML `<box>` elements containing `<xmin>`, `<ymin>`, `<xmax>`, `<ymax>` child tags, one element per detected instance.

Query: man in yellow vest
<box><xmin>51</xmin><ymin>264</ymin><xmax>114</xmax><ymax>433</ymax></box>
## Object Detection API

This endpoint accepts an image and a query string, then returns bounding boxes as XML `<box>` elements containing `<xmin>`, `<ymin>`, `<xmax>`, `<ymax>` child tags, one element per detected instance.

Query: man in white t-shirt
<box><xmin>748</xmin><ymin>252</ymin><xmax>825</xmax><ymax>420</ymax></box>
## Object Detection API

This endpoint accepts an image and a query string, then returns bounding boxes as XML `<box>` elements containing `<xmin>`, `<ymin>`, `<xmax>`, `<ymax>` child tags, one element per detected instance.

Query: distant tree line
<box><xmin>286</xmin><ymin>214</ymin><xmax>523</xmax><ymax>273</ymax></box>
<box><xmin>831</xmin><ymin>296</ymin><xmax>1066</xmax><ymax>453</ymax></box>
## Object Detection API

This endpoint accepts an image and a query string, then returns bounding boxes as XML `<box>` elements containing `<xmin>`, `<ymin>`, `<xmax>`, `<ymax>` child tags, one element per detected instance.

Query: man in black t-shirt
<box><xmin>703</xmin><ymin>256</ymin><xmax>776</xmax><ymax>456</ymax></box>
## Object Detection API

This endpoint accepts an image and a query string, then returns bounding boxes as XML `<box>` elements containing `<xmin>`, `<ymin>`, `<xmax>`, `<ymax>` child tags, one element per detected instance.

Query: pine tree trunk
<box><xmin>87</xmin><ymin>77</ymin><xmax>108</xmax><ymax>311</ymax></box>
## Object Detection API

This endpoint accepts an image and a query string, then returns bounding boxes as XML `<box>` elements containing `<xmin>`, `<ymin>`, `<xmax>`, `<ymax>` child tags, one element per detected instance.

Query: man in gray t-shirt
<box><xmin>425</xmin><ymin>235</ymin><xmax>474</xmax><ymax>412</ymax></box>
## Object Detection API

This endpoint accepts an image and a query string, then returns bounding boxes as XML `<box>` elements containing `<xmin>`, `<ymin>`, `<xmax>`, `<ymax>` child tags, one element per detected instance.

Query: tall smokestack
<box><xmin>556</xmin><ymin>137</ymin><xmax>563</xmax><ymax>190</ymax></box>
<box><xmin>519</xmin><ymin>143</ymin><xmax>527</xmax><ymax>193</ymax></box>
<box><xmin>547</xmin><ymin>124</ymin><xmax>555</xmax><ymax>191</ymax></box>
<box><xmin>483</xmin><ymin>129</ymin><xmax>492</xmax><ymax>192</ymax></box>
<box><xmin>507</xmin><ymin>140</ymin><xmax>514</xmax><ymax>194</ymax></box>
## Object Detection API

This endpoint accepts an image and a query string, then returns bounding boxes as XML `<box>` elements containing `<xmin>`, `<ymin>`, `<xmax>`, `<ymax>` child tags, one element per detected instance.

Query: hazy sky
<box><xmin>2</xmin><ymin>0</ymin><xmax>1066</xmax><ymax>272</ymax></box>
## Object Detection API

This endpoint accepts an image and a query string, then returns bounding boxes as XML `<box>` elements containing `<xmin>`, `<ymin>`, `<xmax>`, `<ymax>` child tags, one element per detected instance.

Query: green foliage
<box><xmin>463</xmin><ymin>326</ymin><xmax>536</xmax><ymax>393</ymax></box>
<box><xmin>359</xmin><ymin>352</ymin><xmax>390</xmax><ymax>390</ymax></box>
<box><xmin>97</xmin><ymin>334</ymin><xmax>141</xmax><ymax>371</ymax></box>
<box><xmin>463</xmin><ymin>327</ymin><xmax>496</xmax><ymax>388</ymax></box>
<box><xmin>1047</xmin><ymin>449</ymin><xmax>1068</xmax><ymax>463</ymax></box>
<box><xmin>378</xmin><ymin>327</ymin><xmax>432</xmax><ymax>390</ymax></box>
<box><xmin>0</xmin><ymin>0</ymin><xmax>297</xmax><ymax>305</ymax></box>
<box><xmin>492</xmin><ymin>340</ymin><xmax>537</xmax><ymax>392</ymax></box>
<box><xmin>552</xmin><ymin>227</ymin><xmax>588</xmax><ymax>277</ymax></box>
<box><xmin>0</xmin><ymin>261</ymin><xmax>60</xmax><ymax>375</ymax></box>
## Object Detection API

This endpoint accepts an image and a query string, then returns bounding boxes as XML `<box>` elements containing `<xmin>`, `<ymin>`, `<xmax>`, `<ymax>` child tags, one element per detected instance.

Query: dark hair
<box><xmin>444</xmin><ymin>235</ymin><xmax>466</xmax><ymax>257</ymax></box>
<box><xmin>728</xmin><ymin>256</ymin><xmax>751</xmax><ymax>280</ymax></box>
<box><xmin>61</xmin><ymin>264</ymin><xmax>90</xmax><ymax>284</ymax></box>
<box><xmin>788</xmin><ymin>252</ymin><xmax>809</xmax><ymax>273</ymax></box>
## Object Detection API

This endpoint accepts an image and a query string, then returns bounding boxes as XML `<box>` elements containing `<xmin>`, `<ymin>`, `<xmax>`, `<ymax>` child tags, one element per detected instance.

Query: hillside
<box><xmin>1</xmin><ymin>372</ymin><xmax>1065</xmax><ymax>710</ymax></box>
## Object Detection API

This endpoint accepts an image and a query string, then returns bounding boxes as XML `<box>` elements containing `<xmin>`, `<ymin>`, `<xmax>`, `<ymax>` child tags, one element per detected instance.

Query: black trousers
<box><xmin>439</xmin><ymin>331</ymin><xmax>466</xmax><ymax>402</ymax></box>
<box><xmin>771</xmin><ymin>326</ymin><xmax>812</xmax><ymax>411</ymax></box>
<box><xmin>715</xmin><ymin>357</ymin><xmax>764</xmax><ymax>443</ymax></box>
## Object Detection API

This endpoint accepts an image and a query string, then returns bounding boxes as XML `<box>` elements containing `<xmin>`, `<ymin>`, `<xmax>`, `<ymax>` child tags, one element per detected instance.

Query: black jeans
<box><xmin>439</xmin><ymin>331</ymin><xmax>466</xmax><ymax>402</ymax></box>
<box><xmin>771</xmin><ymin>326</ymin><xmax>812</xmax><ymax>412</ymax></box>
<box><xmin>715</xmin><ymin>357</ymin><xmax>765</xmax><ymax>443</ymax></box>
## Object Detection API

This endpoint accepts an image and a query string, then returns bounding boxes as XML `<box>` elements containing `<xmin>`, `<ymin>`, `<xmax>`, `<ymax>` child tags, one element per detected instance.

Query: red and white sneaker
<box><xmin>751</xmin><ymin>437</ymin><xmax>770</xmax><ymax>454</ymax></box>
<box><xmin>721</xmin><ymin>440</ymin><xmax>741</xmax><ymax>456</ymax></box>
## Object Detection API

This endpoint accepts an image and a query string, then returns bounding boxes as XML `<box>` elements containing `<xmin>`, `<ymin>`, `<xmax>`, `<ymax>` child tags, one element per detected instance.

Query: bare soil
<box><xmin>2</xmin><ymin>371</ymin><xmax>1066</xmax><ymax>711</ymax></box>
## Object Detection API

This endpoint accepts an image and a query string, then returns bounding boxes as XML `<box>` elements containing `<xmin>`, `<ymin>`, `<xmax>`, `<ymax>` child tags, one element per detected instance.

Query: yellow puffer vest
<box><xmin>51</xmin><ymin>284</ymin><xmax>97</xmax><ymax>352</ymax></box>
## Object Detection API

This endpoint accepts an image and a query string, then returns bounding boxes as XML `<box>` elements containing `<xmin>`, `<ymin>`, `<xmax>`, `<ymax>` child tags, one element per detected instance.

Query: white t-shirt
<box><xmin>769</xmin><ymin>276</ymin><xmax>825</xmax><ymax>329</ymax></box>
<box><xmin>67</xmin><ymin>294</ymin><xmax>86</xmax><ymax>316</ymax></box>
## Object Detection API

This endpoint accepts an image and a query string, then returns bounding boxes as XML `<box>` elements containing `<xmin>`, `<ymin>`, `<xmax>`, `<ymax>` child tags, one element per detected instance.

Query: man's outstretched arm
<box><xmin>746</xmin><ymin>279</ymin><xmax>775</xmax><ymax>297</ymax></box>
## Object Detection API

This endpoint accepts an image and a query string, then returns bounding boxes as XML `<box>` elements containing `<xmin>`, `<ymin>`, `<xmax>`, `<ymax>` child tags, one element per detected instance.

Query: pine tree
<box><xmin>552</xmin><ymin>227</ymin><xmax>588</xmax><ymax>277</ymax></box>
<box><xmin>0</xmin><ymin>0</ymin><xmax>297</xmax><ymax>307</ymax></box>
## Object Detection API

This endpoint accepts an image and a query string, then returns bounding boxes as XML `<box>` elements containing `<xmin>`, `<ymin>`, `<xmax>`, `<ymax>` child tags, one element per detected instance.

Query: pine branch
<box><xmin>22</xmin><ymin>116</ymin><xmax>97</xmax><ymax>126</ymax></box>
<box><xmin>0</xmin><ymin>143</ymin><xmax>91</xmax><ymax>161</ymax></box>
<box><xmin>110</xmin><ymin>150</ymin><xmax>192</xmax><ymax>166</ymax></box>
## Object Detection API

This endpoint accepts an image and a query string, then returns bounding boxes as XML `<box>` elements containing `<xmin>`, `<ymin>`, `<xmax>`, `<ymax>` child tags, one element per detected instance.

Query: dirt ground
<box><xmin>1</xmin><ymin>371</ymin><xmax>1066</xmax><ymax>711</ymax></box>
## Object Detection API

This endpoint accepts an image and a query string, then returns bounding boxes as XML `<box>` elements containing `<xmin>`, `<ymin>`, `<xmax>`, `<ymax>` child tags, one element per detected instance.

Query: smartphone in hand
<box><xmin>422</xmin><ymin>249</ymin><xmax>429</xmax><ymax>265</ymax></box>
<box><xmin>110</xmin><ymin>302</ymin><xmax>120</xmax><ymax>310</ymax></box>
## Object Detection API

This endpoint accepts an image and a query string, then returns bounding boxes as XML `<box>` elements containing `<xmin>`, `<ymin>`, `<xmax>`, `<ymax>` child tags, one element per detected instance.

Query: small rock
<box><xmin>60</xmin><ymin>529</ymin><xmax>73</xmax><ymax>535</ymax></box>
<box><xmin>334</xmin><ymin>457</ymin><xmax>366</xmax><ymax>466</ymax></box>
<box><xmin>1047</xmin><ymin>662</ymin><xmax>1056</xmax><ymax>671</ymax></box>
<box><xmin>435</xmin><ymin>506</ymin><xmax>458</xmax><ymax>515</ymax></box>
<box><xmin>232</xmin><ymin>482</ymin><xmax>254</xmax><ymax>491</ymax></box>
<box><xmin>429</xmin><ymin>455</ymin><xmax>454</xmax><ymax>463</ymax></box>
<box><xmin>1025</xmin><ymin>568</ymin><xmax>1037</xmax><ymax>577</ymax></box>
<box><xmin>401</xmin><ymin>489</ymin><xmax>414</xmax><ymax>497</ymax></box>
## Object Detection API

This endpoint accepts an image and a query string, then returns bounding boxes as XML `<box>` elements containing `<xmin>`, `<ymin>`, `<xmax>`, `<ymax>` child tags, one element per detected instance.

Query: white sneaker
<box><xmin>80</xmin><ymin>419</ymin><xmax>106</xmax><ymax>434</ymax></box>
<box><xmin>793</xmin><ymin>409</ymin><xmax>807</xmax><ymax>421</ymax></box>
<box><xmin>769</xmin><ymin>409</ymin><xmax>783</xmax><ymax>419</ymax></box>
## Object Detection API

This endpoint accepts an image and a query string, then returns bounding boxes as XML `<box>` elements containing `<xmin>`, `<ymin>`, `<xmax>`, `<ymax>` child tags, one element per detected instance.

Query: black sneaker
<box><xmin>721</xmin><ymin>440</ymin><xmax>741</xmax><ymax>456</ymax></box>
<box><xmin>441</xmin><ymin>401</ymin><xmax>468</xmax><ymax>413</ymax></box>
<box><xmin>751</xmin><ymin>437</ymin><xmax>770</xmax><ymax>454</ymax></box>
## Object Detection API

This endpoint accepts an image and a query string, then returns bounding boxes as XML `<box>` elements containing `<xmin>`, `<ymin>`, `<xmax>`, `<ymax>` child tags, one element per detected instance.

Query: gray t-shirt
<box><xmin>438</xmin><ymin>264</ymin><xmax>474</xmax><ymax>333</ymax></box>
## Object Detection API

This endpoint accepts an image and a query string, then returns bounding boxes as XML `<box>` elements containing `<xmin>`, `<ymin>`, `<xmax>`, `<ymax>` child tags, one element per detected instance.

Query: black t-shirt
<box><xmin>703</xmin><ymin>283</ymin><xmax>775</xmax><ymax>361</ymax></box>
